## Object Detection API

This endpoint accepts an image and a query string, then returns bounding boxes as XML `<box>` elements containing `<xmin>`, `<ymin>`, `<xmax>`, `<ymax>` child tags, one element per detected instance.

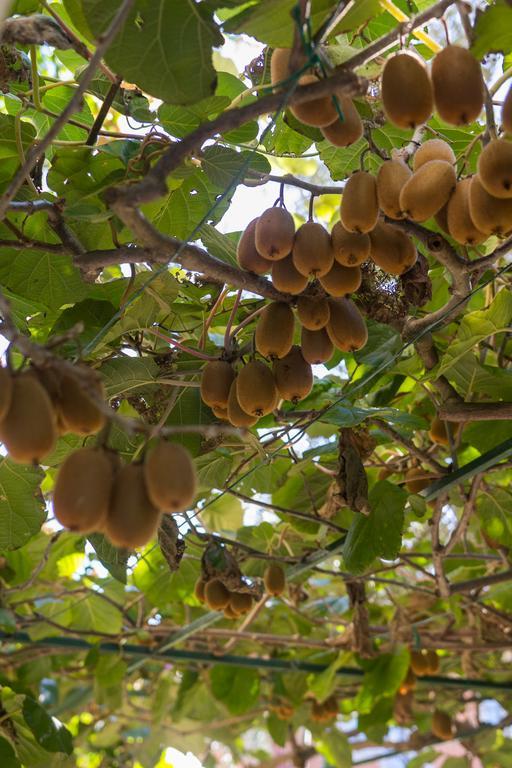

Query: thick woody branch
<box><xmin>244</xmin><ymin>170</ymin><xmax>343</xmax><ymax>196</ymax></box>
<box><xmin>438</xmin><ymin>402</ymin><xmax>512</xmax><ymax>422</ymax></box>
<box><xmin>371</xmin><ymin>418</ymin><xmax>447</xmax><ymax>474</ymax></box>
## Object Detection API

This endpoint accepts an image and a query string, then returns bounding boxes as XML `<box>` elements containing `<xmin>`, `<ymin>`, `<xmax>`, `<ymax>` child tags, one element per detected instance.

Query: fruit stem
<box><xmin>231</xmin><ymin>305</ymin><xmax>267</xmax><ymax>338</ymax></box>
<box><xmin>146</xmin><ymin>328</ymin><xmax>217</xmax><ymax>361</ymax></box>
<box><xmin>224</xmin><ymin>290</ymin><xmax>243</xmax><ymax>352</ymax></box>
<box><xmin>308</xmin><ymin>192</ymin><xmax>316</xmax><ymax>221</ymax></box>
<box><xmin>199</xmin><ymin>285</ymin><xmax>229</xmax><ymax>350</ymax></box>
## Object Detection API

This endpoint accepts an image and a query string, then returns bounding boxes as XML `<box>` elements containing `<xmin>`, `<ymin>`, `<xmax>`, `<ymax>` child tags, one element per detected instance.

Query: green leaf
<box><xmin>0</xmin><ymin>115</ymin><xmax>35</xmax><ymax>193</ymax></box>
<box><xmin>0</xmin><ymin>736</ymin><xmax>20</xmax><ymax>768</ymax></box>
<box><xmin>201</xmin><ymin>146</ymin><xmax>270</xmax><ymax>189</ymax></box>
<box><xmin>472</xmin><ymin>1</ymin><xmax>512</xmax><ymax>59</ymax></box>
<box><xmin>356</xmin><ymin>647</ymin><xmax>410</xmax><ymax>714</ymax></box>
<box><xmin>438</xmin><ymin>289</ymin><xmax>512</xmax><ymax>376</ymax></box>
<box><xmin>94</xmin><ymin>655</ymin><xmax>127</xmax><ymax>709</ymax></box>
<box><xmin>343</xmin><ymin>481</ymin><xmax>407</xmax><ymax>574</ymax></box>
<box><xmin>210</xmin><ymin>665</ymin><xmax>260</xmax><ymax>715</ymax></box>
<box><xmin>477</xmin><ymin>488</ymin><xmax>512</xmax><ymax>548</ymax></box>
<box><xmin>201</xmin><ymin>494</ymin><xmax>244</xmax><ymax>533</ymax></box>
<box><xmin>87</xmin><ymin>534</ymin><xmax>128</xmax><ymax>584</ymax></box>
<box><xmin>0</xmin><ymin>460</ymin><xmax>45</xmax><ymax>551</ymax></box>
<box><xmin>316</xmin><ymin>729</ymin><xmax>351</xmax><ymax>768</ymax></box>
<box><xmin>99</xmin><ymin>356</ymin><xmax>160</xmax><ymax>398</ymax></box>
<box><xmin>84</xmin><ymin>0</ymin><xmax>222</xmax><ymax>104</ymax></box>
<box><xmin>307</xmin><ymin>652</ymin><xmax>346</xmax><ymax>703</ymax></box>
<box><xmin>266</xmin><ymin>713</ymin><xmax>288</xmax><ymax>747</ymax></box>
<box><xmin>322</xmin><ymin>404</ymin><xmax>426</xmax><ymax>431</ymax></box>
<box><xmin>199</xmin><ymin>224</ymin><xmax>239</xmax><ymax>267</ymax></box>
<box><xmin>22</xmin><ymin>697</ymin><xmax>73</xmax><ymax>755</ymax></box>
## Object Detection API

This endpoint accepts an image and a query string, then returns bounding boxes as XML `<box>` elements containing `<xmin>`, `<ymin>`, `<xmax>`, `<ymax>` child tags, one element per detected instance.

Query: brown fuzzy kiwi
<box><xmin>264</xmin><ymin>563</ymin><xmax>286</xmax><ymax>596</ymax></box>
<box><xmin>503</xmin><ymin>85</ymin><xmax>512</xmax><ymax>133</ymax></box>
<box><xmin>477</xmin><ymin>138</ymin><xmax>512</xmax><ymax>199</ymax></box>
<box><xmin>53</xmin><ymin>447</ymin><xmax>113</xmax><ymax>533</ymax></box>
<box><xmin>105</xmin><ymin>463</ymin><xmax>161</xmax><ymax>549</ymax></box>
<box><xmin>223</xmin><ymin>604</ymin><xmax>239</xmax><ymax>619</ymax></box>
<box><xmin>434</xmin><ymin>203</ymin><xmax>450</xmax><ymax>235</ymax></box>
<box><xmin>273</xmin><ymin>346</ymin><xmax>313</xmax><ymax>403</ymax></box>
<box><xmin>296</xmin><ymin>294</ymin><xmax>331</xmax><ymax>330</ymax></box>
<box><xmin>290</xmin><ymin>74</ymin><xmax>338</xmax><ymax>127</ymax></box>
<box><xmin>236</xmin><ymin>360</ymin><xmax>278</xmax><ymax>417</ymax></box>
<box><xmin>0</xmin><ymin>372</ymin><xmax>57</xmax><ymax>463</ymax></box>
<box><xmin>340</xmin><ymin>171</ymin><xmax>379</xmax><ymax>234</ymax></box>
<box><xmin>381</xmin><ymin>52</ymin><xmax>433</xmax><ymax>128</ymax></box>
<box><xmin>194</xmin><ymin>578</ymin><xmax>206</xmax><ymax>603</ymax></box>
<box><xmin>326</xmin><ymin>298</ymin><xmax>368</xmax><ymax>352</ymax></box>
<box><xmin>212</xmin><ymin>404</ymin><xmax>228</xmax><ymax>421</ymax></box>
<box><xmin>432</xmin><ymin>710</ymin><xmax>453</xmax><ymax>741</ymax></box>
<box><xmin>447</xmin><ymin>178</ymin><xmax>487</xmax><ymax>245</ymax></box>
<box><xmin>255</xmin><ymin>301</ymin><xmax>295</xmax><ymax>359</ymax></box>
<box><xmin>331</xmin><ymin>221</ymin><xmax>371</xmax><ymax>267</ymax></box>
<box><xmin>200</xmin><ymin>360</ymin><xmax>235</xmax><ymax>409</ymax></box>
<box><xmin>270</xmin><ymin>48</ymin><xmax>306</xmax><ymax>87</ymax></box>
<box><xmin>376</xmin><ymin>159</ymin><xmax>412</xmax><ymax>219</ymax></box>
<box><xmin>271</xmin><ymin>254</ymin><xmax>308</xmax><ymax>294</ymax></box>
<box><xmin>57</xmin><ymin>371</ymin><xmax>106</xmax><ymax>436</ymax></box>
<box><xmin>301</xmin><ymin>326</ymin><xmax>334</xmax><ymax>365</ymax></box>
<box><xmin>468</xmin><ymin>175</ymin><xmax>512</xmax><ymax>235</ymax></box>
<box><xmin>292</xmin><ymin>221</ymin><xmax>333</xmax><ymax>278</ymax></box>
<box><xmin>410</xmin><ymin>650</ymin><xmax>430</xmax><ymax>676</ymax></box>
<box><xmin>413</xmin><ymin>138</ymin><xmax>456</xmax><ymax>171</ymax></box>
<box><xmin>428</xmin><ymin>415</ymin><xmax>456</xmax><ymax>446</ymax></box>
<box><xmin>229</xmin><ymin>591</ymin><xmax>253</xmax><ymax>616</ymax></box>
<box><xmin>227</xmin><ymin>380</ymin><xmax>259</xmax><ymax>427</ymax></box>
<box><xmin>425</xmin><ymin>649</ymin><xmax>440</xmax><ymax>674</ymax></box>
<box><xmin>431</xmin><ymin>45</ymin><xmax>484</xmax><ymax>125</ymax></box>
<box><xmin>255</xmin><ymin>207</ymin><xmax>295</xmax><ymax>261</ymax></box>
<box><xmin>143</xmin><ymin>439</ymin><xmax>197</xmax><ymax>514</ymax></box>
<box><xmin>320</xmin><ymin>97</ymin><xmax>363</xmax><ymax>146</ymax></box>
<box><xmin>405</xmin><ymin>467</ymin><xmax>433</xmax><ymax>494</ymax></box>
<box><xmin>369</xmin><ymin>222</ymin><xmax>417</xmax><ymax>276</ymax></box>
<box><xmin>0</xmin><ymin>365</ymin><xmax>13</xmax><ymax>421</ymax></box>
<box><xmin>204</xmin><ymin>578</ymin><xmax>230</xmax><ymax>610</ymax></box>
<box><xmin>399</xmin><ymin>160</ymin><xmax>456</xmax><ymax>221</ymax></box>
<box><xmin>237</xmin><ymin>218</ymin><xmax>270</xmax><ymax>275</ymax></box>
<box><xmin>322</xmin><ymin>695</ymin><xmax>339</xmax><ymax>718</ymax></box>
<box><xmin>319</xmin><ymin>262</ymin><xmax>362</xmax><ymax>297</ymax></box>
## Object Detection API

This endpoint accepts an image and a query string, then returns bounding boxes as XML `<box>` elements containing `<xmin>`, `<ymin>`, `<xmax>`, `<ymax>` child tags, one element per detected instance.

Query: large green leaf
<box><xmin>356</xmin><ymin>647</ymin><xmax>410</xmax><ymax>714</ymax></box>
<box><xmin>0</xmin><ymin>735</ymin><xmax>20</xmax><ymax>768</ymax></box>
<box><xmin>87</xmin><ymin>534</ymin><xmax>129</xmax><ymax>584</ymax></box>
<box><xmin>22</xmin><ymin>697</ymin><xmax>73</xmax><ymax>755</ymax></box>
<box><xmin>83</xmin><ymin>0</ymin><xmax>222</xmax><ymax>104</ymax></box>
<box><xmin>316</xmin><ymin>730</ymin><xmax>351</xmax><ymax>768</ymax></box>
<box><xmin>477</xmin><ymin>488</ymin><xmax>512</xmax><ymax>548</ymax></box>
<box><xmin>472</xmin><ymin>0</ymin><xmax>512</xmax><ymax>58</ymax></box>
<box><xmin>210</xmin><ymin>665</ymin><xmax>260</xmax><ymax>715</ymax></box>
<box><xmin>0</xmin><ymin>115</ymin><xmax>35</xmax><ymax>193</ymax></box>
<box><xmin>0</xmin><ymin>460</ymin><xmax>45</xmax><ymax>551</ymax></box>
<box><xmin>342</xmin><ymin>481</ymin><xmax>407</xmax><ymax>574</ymax></box>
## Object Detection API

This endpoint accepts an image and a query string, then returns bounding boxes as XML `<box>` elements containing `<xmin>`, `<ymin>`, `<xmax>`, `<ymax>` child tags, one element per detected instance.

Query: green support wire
<box><xmin>2</xmin><ymin>631</ymin><xmax>512</xmax><ymax>694</ymax></box>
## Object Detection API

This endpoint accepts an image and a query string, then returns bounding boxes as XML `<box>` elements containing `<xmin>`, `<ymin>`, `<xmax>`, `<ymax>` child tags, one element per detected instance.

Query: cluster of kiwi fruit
<box><xmin>0</xmin><ymin>362</ymin><xmax>105</xmax><ymax>465</ymax></box>
<box><xmin>53</xmin><ymin>438</ymin><xmax>197</xmax><ymax>549</ymax></box>
<box><xmin>270</xmin><ymin>48</ymin><xmax>363</xmax><ymax>148</ymax></box>
<box><xmin>310</xmin><ymin>695</ymin><xmax>339</xmax><ymax>723</ymax></box>
<box><xmin>194</xmin><ymin>562</ymin><xmax>285</xmax><ymax>621</ymax></box>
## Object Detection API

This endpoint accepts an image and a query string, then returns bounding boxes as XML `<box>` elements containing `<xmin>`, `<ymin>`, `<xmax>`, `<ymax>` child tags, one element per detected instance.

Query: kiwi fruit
<box><xmin>236</xmin><ymin>360</ymin><xmax>278</xmax><ymax>417</ymax></box>
<box><xmin>273</xmin><ymin>346</ymin><xmax>313</xmax><ymax>403</ymax></box>
<box><xmin>264</xmin><ymin>563</ymin><xmax>286</xmax><ymax>596</ymax></box>
<box><xmin>255</xmin><ymin>301</ymin><xmax>295</xmax><ymax>359</ymax></box>
<box><xmin>204</xmin><ymin>578</ymin><xmax>230</xmax><ymax>610</ymax></box>
<box><xmin>212</xmin><ymin>404</ymin><xmax>228</xmax><ymax>421</ymax></box>
<box><xmin>446</xmin><ymin>178</ymin><xmax>487</xmax><ymax>245</ymax></box>
<box><xmin>340</xmin><ymin>171</ymin><xmax>379</xmax><ymax>234</ymax></box>
<box><xmin>428</xmin><ymin>415</ymin><xmax>456</xmax><ymax>446</ymax></box>
<box><xmin>229</xmin><ymin>591</ymin><xmax>253</xmax><ymax>616</ymax></box>
<box><xmin>405</xmin><ymin>467</ymin><xmax>433</xmax><ymax>494</ymax></box>
<box><xmin>381</xmin><ymin>52</ymin><xmax>433</xmax><ymax>128</ymax></box>
<box><xmin>143</xmin><ymin>439</ymin><xmax>197</xmax><ymax>514</ymax></box>
<box><xmin>255</xmin><ymin>207</ymin><xmax>295</xmax><ymax>261</ymax></box>
<box><xmin>227</xmin><ymin>379</ymin><xmax>259</xmax><ymax>427</ymax></box>
<box><xmin>425</xmin><ymin>649</ymin><xmax>440</xmax><ymax>674</ymax></box>
<box><xmin>477</xmin><ymin>138</ymin><xmax>512</xmax><ymax>199</ymax></box>
<box><xmin>369</xmin><ymin>222</ymin><xmax>417</xmax><ymax>275</ymax></box>
<box><xmin>432</xmin><ymin>710</ymin><xmax>453</xmax><ymax>741</ymax></box>
<box><xmin>326</xmin><ymin>298</ymin><xmax>368</xmax><ymax>352</ymax></box>
<box><xmin>194</xmin><ymin>578</ymin><xmax>206</xmax><ymax>603</ymax></box>
<box><xmin>399</xmin><ymin>667</ymin><xmax>417</xmax><ymax>695</ymax></box>
<box><xmin>301</xmin><ymin>327</ymin><xmax>334</xmax><ymax>365</ymax></box>
<box><xmin>434</xmin><ymin>203</ymin><xmax>450</xmax><ymax>234</ymax></box>
<box><xmin>320</xmin><ymin>97</ymin><xmax>363</xmax><ymax>146</ymax></box>
<box><xmin>237</xmin><ymin>218</ymin><xmax>270</xmax><ymax>275</ymax></box>
<box><xmin>271</xmin><ymin>254</ymin><xmax>308</xmax><ymax>294</ymax></box>
<box><xmin>319</xmin><ymin>261</ymin><xmax>362</xmax><ymax>297</ymax></box>
<box><xmin>413</xmin><ymin>138</ymin><xmax>456</xmax><ymax>171</ymax></box>
<box><xmin>0</xmin><ymin>365</ymin><xmax>13</xmax><ymax>421</ymax></box>
<box><xmin>0</xmin><ymin>372</ymin><xmax>57</xmax><ymax>463</ymax></box>
<box><xmin>53</xmin><ymin>447</ymin><xmax>113</xmax><ymax>534</ymax></box>
<box><xmin>503</xmin><ymin>85</ymin><xmax>512</xmax><ymax>133</ymax></box>
<box><xmin>224</xmin><ymin>604</ymin><xmax>239</xmax><ymax>619</ymax></box>
<box><xmin>200</xmin><ymin>360</ymin><xmax>235</xmax><ymax>409</ymax></box>
<box><xmin>399</xmin><ymin>160</ymin><xmax>456</xmax><ymax>221</ymax></box>
<box><xmin>292</xmin><ymin>221</ymin><xmax>334</xmax><ymax>278</ymax></box>
<box><xmin>410</xmin><ymin>650</ymin><xmax>430</xmax><ymax>676</ymax></box>
<box><xmin>296</xmin><ymin>294</ymin><xmax>331</xmax><ymax>330</ymax></box>
<box><xmin>270</xmin><ymin>48</ymin><xmax>306</xmax><ymax>87</ymax></box>
<box><xmin>468</xmin><ymin>175</ymin><xmax>512</xmax><ymax>235</ymax></box>
<box><xmin>290</xmin><ymin>74</ymin><xmax>338</xmax><ymax>127</ymax></box>
<box><xmin>105</xmin><ymin>463</ymin><xmax>162</xmax><ymax>549</ymax></box>
<box><xmin>431</xmin><ymin>45</ymin><xmax>484</xmax><ymax>125</ymax></box>
<box><xmin>323</xmin><ymin>695</ymin><xmax>339</xmax><ymax>718</ymax></box>
<box><xmin>56</xmin><ymin>371</ymin><xmax>106</xmax><ymax>436</ymax></box>
<box><xmin>376</xmin><ymin>159</ymin><xmax>412</xmax><ymax>219</ymax></box>
<box><xmin>331</xmin><ymin>221</ymin><xmax>370</xmax><ymax>267</ymax></box>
